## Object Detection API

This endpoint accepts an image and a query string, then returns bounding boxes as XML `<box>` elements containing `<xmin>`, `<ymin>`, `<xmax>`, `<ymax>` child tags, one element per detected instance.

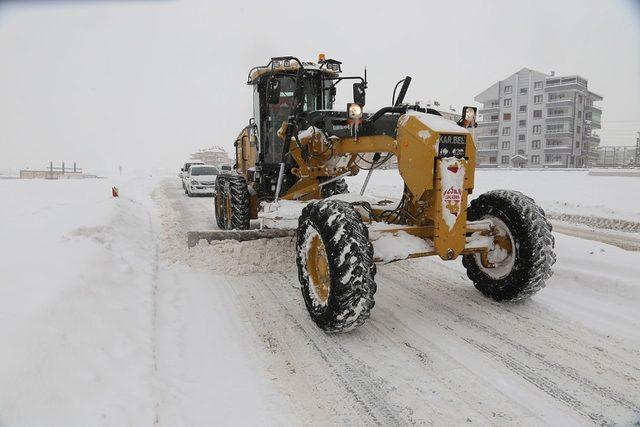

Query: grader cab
<box><xmin>208</xmin><ymin>55</ymin><xmax>556</xmax><ymax>332</ymax></box>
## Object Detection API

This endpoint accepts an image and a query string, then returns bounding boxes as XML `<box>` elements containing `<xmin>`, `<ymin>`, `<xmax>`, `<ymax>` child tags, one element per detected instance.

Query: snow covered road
<box><xmin>159</xmin><ymin>177</ymin><xmax>640</xmax><ymax>426</ymax></box>
<box><xmin>1</xmin><ymin>175</ymin><xmax>639</xmax><ymax>426</ymax></box>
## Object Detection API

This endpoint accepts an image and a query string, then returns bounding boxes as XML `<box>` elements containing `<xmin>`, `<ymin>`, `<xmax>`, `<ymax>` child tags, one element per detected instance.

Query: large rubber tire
<box><xmin>321</xmin><ymin>178</ymin><xmax>349</xmax><ymax>198</ymax></box>
<box><xmin>296</xmin><ymin>199</ymin><xmax>376</xmax><ymax>332</ymax></box>
<box><xmin>214</xmin><ymin>176</ymin><xmax>226</xmax><ymax>229</ymax></box>
<box><xmin>462</xmin><ymin>190</ymin><xmax>556</xmax><ymax>301</ymax></box>
<box><xmin>217</xmin><ymin>175</ymin><xmax>250</xmax><ymax>230</ymax></box>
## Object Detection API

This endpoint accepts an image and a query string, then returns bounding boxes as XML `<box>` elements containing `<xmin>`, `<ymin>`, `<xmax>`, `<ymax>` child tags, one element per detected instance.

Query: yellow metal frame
<box><xmin>234</xmin><ymin>104</ymin><xmax>485</xmax><ymax>261</ymax></box>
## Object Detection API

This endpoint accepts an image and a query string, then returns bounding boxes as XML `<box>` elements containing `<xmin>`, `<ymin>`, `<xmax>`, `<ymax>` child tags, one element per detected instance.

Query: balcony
<box><xmin>586</xmin><ymin>104</ymin><xmax>602</xmax><ymax>114</ymax></box>
<box><xmin>477</xmin><ymin>134</ymin><xmax>499</xmax><ymax>140</ymax></box>
<box><xmin>544</xmin><ymin>145</ymin><xmax>572</xmax><ymax>152</ymax></box>
<box><xmin>546</xmin><ymin>98</ymin><xmax>574</xmax><ymax>106</ymax></box>
<box><xmin>477</xmin><ymin>145</ymin><xmax>498</xmax><ymax>152</ymax></box>
<box><xmin>585</xmin><ymin>119</ymin><xmax>601</xmax><ymax>130</ymax></box>
<box><xmin>545</xmin><ymin>127</ymin><xmax>574</xmax><ymax>135</ymax></box>
<box><xmin>545</xmin><ymin>76</ymin><xmax>587</xmax><ymax>92</ymax></box>
<box><xmin>479</xmin><ymin>106</ymin><xmax>500</xmax><ymax>114</ymax></box>
<box><xmin>546</xmin><ymin>114</ymin><xmax>574</xmax><ymax>122</ymax></box>
<box><xmin>478</xmin><ymin>120</ymin><xmax>499</xmax><ymax>127</ymax></box>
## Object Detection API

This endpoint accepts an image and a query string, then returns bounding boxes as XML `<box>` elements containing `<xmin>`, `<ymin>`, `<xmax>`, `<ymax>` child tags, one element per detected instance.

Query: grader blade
<box><xmin>187</xmin><ymin>229</ymin><xmax>296</xmax><ymax>247</ymax></box>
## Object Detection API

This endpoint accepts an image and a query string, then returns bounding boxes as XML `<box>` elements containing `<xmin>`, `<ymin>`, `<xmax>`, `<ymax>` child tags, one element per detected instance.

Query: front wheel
<box><xmin>296</xmin><ymin>199</ymin><xmax>376</xmax><ymax>332</ymax></box>
<box><xmin>462</xmin><ymin>190</ymin><xmax>556</xmax><ymax>301</ymax></box>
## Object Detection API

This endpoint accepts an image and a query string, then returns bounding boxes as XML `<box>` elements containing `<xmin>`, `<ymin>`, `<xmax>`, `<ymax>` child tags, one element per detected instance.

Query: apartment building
<box><xmin>190</xmin><ymin>146</ymin><xmax>233</xmax><ymax>167</ymax></box>
<box><xmin>474</xmin><ymin>68</ymin><xmax>602</xmax><ymax>168</ymax></box>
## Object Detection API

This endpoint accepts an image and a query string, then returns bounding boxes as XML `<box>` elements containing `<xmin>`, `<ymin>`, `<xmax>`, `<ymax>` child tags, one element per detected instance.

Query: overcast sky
<box><xmin>1</xmin><ymin>0</ymin><xmax>638</xmax><ymax>175</ymax></box>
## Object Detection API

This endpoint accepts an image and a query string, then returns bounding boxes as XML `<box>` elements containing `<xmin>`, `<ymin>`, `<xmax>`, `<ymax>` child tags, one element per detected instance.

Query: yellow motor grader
<box><xmin>209</xmin><ymin>55</ymin><xmax>556</xmax><ymax>332</ymax></box>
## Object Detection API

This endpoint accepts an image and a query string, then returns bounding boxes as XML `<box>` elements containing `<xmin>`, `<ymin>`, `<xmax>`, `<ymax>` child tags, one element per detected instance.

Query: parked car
<box><xmin>185</xmin><ymin>165</ymin><xmax>219</xmax><ymax>197</ymax></box>
<box><xmin>180</xmin><ymin>161</ymin><xmax>204</xmax><ymax>190</ymax></box>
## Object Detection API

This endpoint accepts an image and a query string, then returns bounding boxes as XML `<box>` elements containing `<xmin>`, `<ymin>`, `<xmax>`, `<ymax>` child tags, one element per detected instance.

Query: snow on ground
<box><xmin>1</xmin><ymin>172</ymin><xmax>639</xmax><ymax>426</ymax></box>
<box><xmin>346</xmin><ymin>168</ymin><xmax>640</xmax><ymax>223</ymax></box>
<box><xmin>0</xmin><ymin>177</ymin><xmax>292</xmax><ymax>426</ymax></box>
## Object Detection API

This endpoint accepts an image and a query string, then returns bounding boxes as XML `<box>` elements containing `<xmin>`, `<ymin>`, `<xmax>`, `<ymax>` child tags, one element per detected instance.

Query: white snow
<box><xmin>0</xmin><ymin>177</ymin><xmax>292</xmax><ymax>426</ymax></box>
<box><xmin>370</xmin><ymin>230</ymin><xmax>433</xmax><ymax>262</ymax></box>
<box><xmin>401</xmin><ymin>109</ymin><xmax>470</xmax><ymax>134</ymax></box>
<box><xmin>1</xmin><ymin>172</ymin><xmax>639</xmax><ymax>425</ymax></box>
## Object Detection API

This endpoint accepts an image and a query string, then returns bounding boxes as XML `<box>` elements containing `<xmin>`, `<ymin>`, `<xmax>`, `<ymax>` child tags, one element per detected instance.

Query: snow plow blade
<box><xmin>187</xmin><ymin>229</ymin><xmax>296</xmax><ymax>247</ymax></box>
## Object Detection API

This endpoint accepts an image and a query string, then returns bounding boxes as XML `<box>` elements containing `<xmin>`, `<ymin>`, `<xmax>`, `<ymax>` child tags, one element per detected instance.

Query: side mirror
<box><xmin>353</xmin><ymin>82</ymin><xmax>366</xmax><ymax>106</ymax></box>
<box><xmin>266</xmin><ymin>77</ymin><xmax>281</xmax><ymax>104</ymax></box>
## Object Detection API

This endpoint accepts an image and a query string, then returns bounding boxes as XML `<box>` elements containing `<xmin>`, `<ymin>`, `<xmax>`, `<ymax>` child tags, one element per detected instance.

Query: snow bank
<box><xmin>0</xmin><ymin>177</ymin><xmax>293</xmax><ymax>426</ymax></box>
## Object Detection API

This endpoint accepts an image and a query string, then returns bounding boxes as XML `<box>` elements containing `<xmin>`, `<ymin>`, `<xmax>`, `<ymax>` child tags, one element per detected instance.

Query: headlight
<box><xmin>191</xmin><ymin>179</ymin><xmax>198</xmax><ymax>185</ymax></box>
<box><xmin>348</xmin><ymin>103</ymin><xmax>363</xmax><ymax>119</ymax></box>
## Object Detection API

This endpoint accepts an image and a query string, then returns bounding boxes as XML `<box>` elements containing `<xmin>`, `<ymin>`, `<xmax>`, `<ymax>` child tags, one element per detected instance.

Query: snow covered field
<box><xmin>1</xmin><ymin>172</ymin><xmax>639</xmax><ymax>426</ymax></box>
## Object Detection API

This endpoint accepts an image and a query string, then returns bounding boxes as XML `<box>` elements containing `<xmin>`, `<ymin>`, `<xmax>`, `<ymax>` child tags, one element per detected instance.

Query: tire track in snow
<box><xmin>148</xmin><ymin>213</ymin><xmax>161</xmax><ymax>425</ymax></box>
<box><xmin>376</xmin><ymin>265</ymin><xmax>640</xmax><ymax>424</ymax></box>
<box><xmin>229</xmin><ymin>273</ymin><xmax>408</xmax><ymax>426</ymax></box>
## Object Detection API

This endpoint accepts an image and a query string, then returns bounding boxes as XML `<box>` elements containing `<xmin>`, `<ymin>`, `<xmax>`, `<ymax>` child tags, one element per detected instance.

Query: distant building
<box><xmin>475</xmin><ymin>68</ymin><xmax>603</xmax><ymax>168</ymax></box>
<box><xmin>595</xmin><ymin>145</ymin><xmax>637</xmax><ymax>167</ymax></box>
<box><xmin>190</xmin><ymin>146</ymin><xmax>232</xmax><ymax>167</ymax></box>
<box><xmin>19</xmin><ymin>162</ymin><xmax>92</xmax><ymax>179</ymax></box>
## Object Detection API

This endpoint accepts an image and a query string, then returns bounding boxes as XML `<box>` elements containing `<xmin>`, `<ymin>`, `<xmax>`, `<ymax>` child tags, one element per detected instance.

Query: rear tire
<box><xmin>296</xmin><ymin>199</ymin><xmax>376</xmax><ymax>332</ymax></box>
<box><xmin>462</xmin><ymin>190</ymin><xmax>556</xmax><ymax>301</ymax></box>
<box><xmin>214</xmin><ymin>176</ymin><xmax>226</xmax><ymax>229</ymax></box>
<box><xmin>215</xmin><ymin>175</ymin><xmax>250</xmax><ymax>230</ymax></box>
<box><xmin>321</xmin><ymin>178</ymin><xmax>349</xmax><ymax>198</ymax></box>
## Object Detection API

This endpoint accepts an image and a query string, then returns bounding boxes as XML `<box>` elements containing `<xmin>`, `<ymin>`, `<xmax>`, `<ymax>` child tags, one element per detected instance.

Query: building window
<box><xmin>577</xmin><ymin>110</ymin><xmax>582</xmax><ymax>119</ymax></box>
<box><xmin>502</xmin><ymin>127</ymin><xmax>511</xmax><ymax>136</ymax></box>
<box><xmin>519</xmin><ymin>105</ymin><xmax>527</xmax><ymax>113</ymax></box>
<box><xmin>576</xmin><ymin>125</ymin><xmax>581</xmax><ymax>135</ymax></box>
<box><xmin>532</xmin><ymin>125</ymin><xmax>541</xmax><ymax>134</ymax></box>
<box><xmin>534</xmin><ymin>95</ymin><xmax>543</xmax><ymax>104</ymax></box>
<box><xmin>578</xmin><ymin>94</ymin><xmax>583</xmax><ymax>104</ymax></box>
<box><xmin>489</xmin><ymin>129</ymin><xmax>498</xmax><ymax>136</ymax></box>
<box><xmin>519</xmin><ymin>119</ymin><xmax>526</xmax><ymax>128</ymax></box>
<box><xmin>504</xmin><ymin>85</ymin><xmax>512</xmax><ymax>94</ymax></box>
<box><xmin>576</xmin><ymin>140</ymin><xmax>580</xmax><ymax>148</ymax></box>
<box><xmin>531</xmin><ymin>140</ymin><xmax>541</xmax><ymax>149</ymax></box>
<box><xmin>504</xmin><ymin>98</ymin><xmax>512</xmax><ymax>107</ymax></box>
<box><xmin>531</xmin><ymin>155</ymin><xmax>540</xmax><ymax>164</ymax></box>
<box><xmin>501</xmin><ymin>155</ymin><xmax>509</xmax><ymax>164</ymax></box>
<box><xmin>520</xmin><ymin>88</ymin><xmax>528</xmax><ymax>94</ymax></box>
<box><xmin>518</xmin><ymin>134</ymin><xmax>526</xmax><ymax>142</ymax></box>
<box><xmin>503</xmin><ymin>113</ymin><xmax>511</xmax><ymax>121</ymax></box>
<box><xmin>489</xmin><ymin>156</ymin><xmax>497</xmax><ymax>164</ymax></box>
<box><xmin>533</xmin><ymin>110</ymin><xmax>542</xmax><ymax>118</ymax></box>
<box><xmin>534</xmin><ymin>81</ymin><xmax>543</xmax><ymax>90</ymax></box>
<box><xmin>546</xmin><ymin>154</ymin><xmax>562</xmax><ymax>163</ymax></box>
<box><xmin>502</xmin><ymin>141</ymin><xmax>511</xmax><ymax>149</ymax></box>
<box><xmin>490</xmin><ymin>114</ymin><xmax>499</xmax><ymax>121</ymax></box>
